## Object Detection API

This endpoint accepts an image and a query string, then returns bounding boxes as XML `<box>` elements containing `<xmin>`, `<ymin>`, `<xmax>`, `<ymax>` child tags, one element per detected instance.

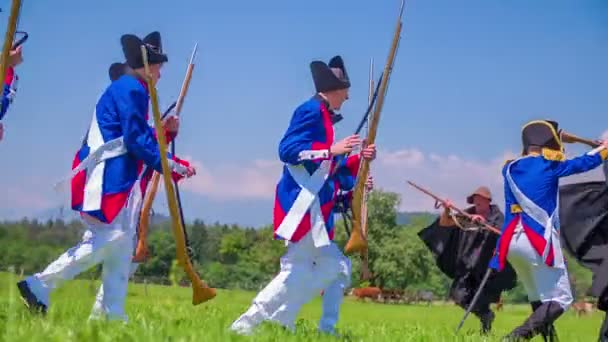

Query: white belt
<box><xmin>275</xmin><ymin>160</ymin><xmax>331</xmax><ymax>247</ymax></box>
<box><xmin>505</xmin><ymin>158</ymin><xmax>564</xmax><ymax>268</ymax></box>
<box><xmin>54</xmin><ymin>137</ymin><xmax>128</xmax><ymax>191</ymax></box>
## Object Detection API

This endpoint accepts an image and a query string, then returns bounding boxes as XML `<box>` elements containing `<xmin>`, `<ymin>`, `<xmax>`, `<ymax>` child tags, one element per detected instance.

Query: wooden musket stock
<box><xmin>132</xmin><ymin>173</ymin><xmax>160</xmax><ymax>262</ymax></box>
<box><xmin>358</xmin><ymin>58</ymin><xmax>374</xmax><ymax>281</ymax></box>
<box><xmin>134</xmin><ymin>44</ymin><xmax>198</xmax><ymax>262</ymax></box>
<box><xmin>345</xmin><ymin>0</ymin><xmax>405</xmax><ymax>255</ymax></box>
<box><xmin>141</xmin><ymin>45</ymin><xmax>215</xmax><ymax>305</ymax></box>
<box><xmin>560</xmin><ymin>131</ymin><xmax>601</xmax><ymax>148</ymax></box>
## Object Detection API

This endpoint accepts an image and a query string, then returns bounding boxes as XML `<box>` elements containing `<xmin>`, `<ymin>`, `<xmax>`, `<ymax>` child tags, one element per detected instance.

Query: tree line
<box><xmin>0</xmin><ymin>190</ymin><xmax>594</xmax><ymax>303</ymax></box>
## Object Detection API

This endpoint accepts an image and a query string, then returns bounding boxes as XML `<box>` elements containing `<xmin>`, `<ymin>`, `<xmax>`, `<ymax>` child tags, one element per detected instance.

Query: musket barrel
<box><xmin>406</xmin><ymin>180</ymin><xmax>501</xmax><ymax>235</ymax></box>
<box><xmin>174</xmin><ymin>43</ymin><xmax>198</xmax><ymax>117</ymax></box>
<box><xmin>345</xmin><ymin>1</ymin><xmax>405</xmax><ymax>255</ymax></box>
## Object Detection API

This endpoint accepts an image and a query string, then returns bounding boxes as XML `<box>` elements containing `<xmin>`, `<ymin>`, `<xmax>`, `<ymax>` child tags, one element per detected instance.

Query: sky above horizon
<box><xmin>0</xmin><ymin>0</ymin><xmax>607</xmax><ymax>226</ymax></box>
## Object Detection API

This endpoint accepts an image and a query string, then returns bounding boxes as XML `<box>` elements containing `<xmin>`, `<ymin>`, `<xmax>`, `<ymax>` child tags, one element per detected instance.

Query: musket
<box><xmin>133</xmin><ymin>103</ymin><xmax>177</xmax><ymax>262</ymax></box>
<box><xmin>169</xmin><ymin>44</ymin><xmax>198</xmax><ymax>261</ymax></box>
<box><xmin>406</xmin><ymin>180</ymin><xmax>501</xmax><ymax>235</ymax></box>
<box><xmin>407</xmin><ymin>178</ymin><xmax>499</xmax><ymax>333</ymax></box>
<box><xmin>134</xmin><ymin>44</ymin><xmax>198</xmax><ymax>262</ymax></box>
<box><xmin>344</xmin><ymin>0</ymin><xmax>405</xmax><ymax>255</ymax></box>
<box><xmin>0</xmin><ymin>0</ymin><xmax>23</xmax><ymax>116</ymax></box>
<box><xmin>141</xmin><ymin>45</ymin><xmax>215</xmax><ymax>304</ymax></box>
<box><xmin>560</xmin><ymin>131</ymin><xmax>601</xmax><ymax>148</ymax></box>
<box><xmin>358</xmin><ymin>58</ymin><xmax>374</xmax><ymax>281</ymax></box>
<box><xmin>12</xmin><ymin>30</ymin><xmax>27</xmax><ymax>49</ymax></box>
<box><xmin>456</xmin><ymin>267</ymin><xmax>493</xmax><ymax>333</ymax></box>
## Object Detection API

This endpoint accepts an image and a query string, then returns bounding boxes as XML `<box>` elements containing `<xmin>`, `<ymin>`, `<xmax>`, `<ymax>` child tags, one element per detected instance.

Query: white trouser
<box><xmin>91</xmin><ymin>262</ymin><xmax>139</xmax><ymax>319</ymax></box>
<box><xmin>319</xmin><ymin>270</ymin><xmax>350</xmax><ymax>333</ymax></box>
<box><xmin>507</xmin><ymin>222</ymin><xmax>573</xmax><ymax>310</ymax></box>
<box><xmin>91</xmin><ymin>211</ymin><xmax>141</xmax><ymax>319</ymax></box>
<box><xmin>24</xmin><ymin>190</ymin><xmax>141</xmax><ymax>321</ymax></box>
<box><xmin>230</xmin><ymin>231</ymin><xmax>351</xmax><ymax>334</ymax></box>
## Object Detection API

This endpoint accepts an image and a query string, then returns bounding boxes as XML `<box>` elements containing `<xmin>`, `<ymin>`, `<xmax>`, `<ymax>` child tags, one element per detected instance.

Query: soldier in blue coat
<box><xmin>17</xmin><ymin>31</ymin><xmax>195</xmax><ymax>322</ymax></box>
<box><xmin>231</xmin><ymin>56</ymin><xmax>376</xmax><ymax>335</ymax></box>
<box><xmin>490</xmin><ymin>120</ymin><xmax>608</xmax><ymax>341</ymax></box>
<box><xmin>0</xmin><ymin>45</ymin><xmax>23</xmax><ymax>141</ymax></box>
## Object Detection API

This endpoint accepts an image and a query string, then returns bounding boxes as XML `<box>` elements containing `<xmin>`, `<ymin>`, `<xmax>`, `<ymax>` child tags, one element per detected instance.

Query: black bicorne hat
<box><xmin>109</xmin><ymin>62</ymin><xmax>126</xmax><ymax>81</ymax></box>
<box><xmin>310</xmin><ymin>55</ymin><xmax>350</xmax><ymax>93</ymax></box>
<box><xmin>120</xmin><ymin>31</ymin><xmax>168</xmax><ymax>69</ymax></box>
<box><xmin>521</xmin><ymin>120</ymin><xmax>564</xmax><ymax>154</ymax></box>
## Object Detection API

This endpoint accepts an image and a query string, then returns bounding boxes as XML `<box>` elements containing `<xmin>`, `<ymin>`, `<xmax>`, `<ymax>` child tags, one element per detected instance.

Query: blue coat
<box><xmin>71</xmin><ymin>74</ymin><xmax>185</xmax><ymax>223</ymax></box>
<box><xmin>273</xmin><ymin>96</ymin><xmax>360</xmax><ymax>244</ymax></box>
<box><xmin>0</xmin><ymin>67</ymin><xmax>17</xmax><ymax>121</ymax></box>
<box><xmin>490</xmin><ymin>150</ymin><xmax>608</xmax><ymax>271</ymax></box>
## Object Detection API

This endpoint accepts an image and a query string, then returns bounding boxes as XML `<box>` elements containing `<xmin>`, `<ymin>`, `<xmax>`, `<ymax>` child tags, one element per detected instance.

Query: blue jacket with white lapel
<box><xmin>273</xmin><ymin>96</ymin><xmax>360</xmax><ymax>246</ymax></box>
<box><xmin>490</xmin><ymin>150</ymin><xmax>608</xmax><ymax>271</ymax></box>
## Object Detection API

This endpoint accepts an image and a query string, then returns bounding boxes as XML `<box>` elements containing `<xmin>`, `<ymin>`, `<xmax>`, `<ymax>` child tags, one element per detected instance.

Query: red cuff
<box><xmin>171</xmin><ymin>156</ymin><xmax>190</xmax><ymax>182</ymax></box>
<box><xmin>345</xmin><ymin>154</ymin><xmax>361</xmax><ymax>177</ymax></box>
<box><xmin>4</xmin><ymin>67</ymin><xmax>14</xmax><ymax>86</ymax></box>
<box><xmin>165</xmin><ymin>129</ymin><xmax>176</xmax><ymax>144</ymax></box>
<box><xmin>311</xmin><ymin>141</ymin><xmax>331</xmax><ymax>151</ymax></box>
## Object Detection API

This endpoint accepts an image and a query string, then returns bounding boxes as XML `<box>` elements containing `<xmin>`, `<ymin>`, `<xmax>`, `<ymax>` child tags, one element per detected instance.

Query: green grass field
<box><xmin>0</xmin><ymin>272</ymin><xmax>601</xmax><ymax>341</ymax></box>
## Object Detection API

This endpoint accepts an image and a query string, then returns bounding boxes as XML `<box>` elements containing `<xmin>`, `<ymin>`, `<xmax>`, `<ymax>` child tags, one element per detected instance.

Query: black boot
<box><xmin>599</xmin><ymin>312</ymin><xmax>608</xmax><ymax>342</ymax></box>
<box><xmin>466</xmin><ymin>293</ymin><xmax>494</xmax><ymax>335</ymax></box>
<box><xmin>529</xmin><ymin>301</ymin><xmax>559</xmax><ymax>342</ymax></box>
<box><xmin>16</xmin><ymin>280</ymin><xmax>47</xmax><ymax>315</ymax></box>
<box><xmin>476</xmin><ymin>310</ymin><xmax>495</xmax><ymax>335</ymax></box>
<box><xmin>503</xmin><ymin>301</ymin><xmax>563</xmax><ymax>341</ymax></box>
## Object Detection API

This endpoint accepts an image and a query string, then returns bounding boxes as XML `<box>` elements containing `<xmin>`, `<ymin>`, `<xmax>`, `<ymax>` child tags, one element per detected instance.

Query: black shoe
<box><xmin>543</xmin><ymin>324</ymin><xmax>559</xmax><ymax>342</ymax></box>
<box><xmin>598</xmin><ymin>312</ymin><xmax>608</xmax><ymax>342</ymax></box>
<box><xmin>480</xmin><ymin>310</ymin><xmax>495</xmax><ymax>334</ymax></box>
<box><xmin>506</xmin><ymin>301</ymin><xmax>563</xmax><ymax>341</ymax></box>
<box><xmin>17</xmin><ymin>280</ymin><xmax>47</xmax><ymax>315</ymax></box>
<box><xmin>530</xmin><ymin>301</ymin><xmax>558</xmax><ymax>342</ymax></box>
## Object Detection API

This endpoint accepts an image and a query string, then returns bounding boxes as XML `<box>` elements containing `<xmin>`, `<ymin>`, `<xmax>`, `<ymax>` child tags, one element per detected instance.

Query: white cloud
<box><xmin>4</xmin><ymin>143</ymin><xmax>607</xmax><ymax>222</ymax></box>
<box><xmin>174</xmin><ymin>149</ymin><xmax>519</xmax><ymax>212</ymax></box>
<box><xmin>178</xmin><ymin>156</ymin><xmax>282</xmax><ymax>200</ymax></box>
<box><xmin>0</xmin><ymin>176</ymin><xmax>59</xmax><ymax>219</ymax></box>
<box><xmin>376</xmin><ymin>146</ymin><xmax>607</xmax><ymax>214</ymax></box>
<box><xmin>0</xmin><ymin>186</ymin><xmax>54</xmax><ymax>210</ymax></box>
<box><xmin>381</xmin><ymin>149</ymin><xmax>425</xmax><ymax>167</ymax></box>
<box><xmin>373</xmin><ymin>149</ymin><xmax>518</xmax><ymax>213</ymax></box>
<box><xmin>175</xmin><ymin>145</ymin><xmax>608</xmax><ymax>214</ymax></box>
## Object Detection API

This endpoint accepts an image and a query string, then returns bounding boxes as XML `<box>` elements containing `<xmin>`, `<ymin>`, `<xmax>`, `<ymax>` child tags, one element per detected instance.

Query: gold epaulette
<box><xmin>541</xmin><ymin>148</ymin><xmax>565</xmax><ymax>161</ymax></box>
<box><xmin>600</xmin><ymin>149</ymin><xmax>608</xmax><ymax>161</ymax></box>
<box><xmin>510</xmin><ymin>204</ymin><xmax>522</xmax><ymax>213</ymax></box>
<box><xmin>503</xmin><ymin>159</ymin><xmax>514</xmax><ymax>167</ymax></box>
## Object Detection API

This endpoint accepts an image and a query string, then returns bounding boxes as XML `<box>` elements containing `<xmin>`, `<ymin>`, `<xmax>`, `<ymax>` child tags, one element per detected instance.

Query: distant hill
<box><xmin>396</xmin><ymin>211</ymin><xmax>436</xmax><ymax>225</ymax></box>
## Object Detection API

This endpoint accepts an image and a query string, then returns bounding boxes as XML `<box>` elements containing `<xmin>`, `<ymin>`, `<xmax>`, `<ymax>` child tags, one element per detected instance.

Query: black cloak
<box><xmin>559</xmin><ymin>180</ymin><xmax>608</xmax><ymax>310</ymax></box>
<box><xmin>418</xmin><ymin>205</ymin><xmax>517</xmax><ymax>310</ymax></box>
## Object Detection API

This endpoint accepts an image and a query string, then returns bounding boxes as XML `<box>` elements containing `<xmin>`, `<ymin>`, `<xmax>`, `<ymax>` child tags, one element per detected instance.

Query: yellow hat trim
<box><xmin>522</xmin><ymin>120</ymin><xmax>564</xmax><ymax>149</ymax></box>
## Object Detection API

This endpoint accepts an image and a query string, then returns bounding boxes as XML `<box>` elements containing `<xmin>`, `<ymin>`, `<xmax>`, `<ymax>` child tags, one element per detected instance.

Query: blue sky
<box><xmin>0</xmin><ymin>0</ymin><xmax>607</xmax><ymax>226</ymax></box>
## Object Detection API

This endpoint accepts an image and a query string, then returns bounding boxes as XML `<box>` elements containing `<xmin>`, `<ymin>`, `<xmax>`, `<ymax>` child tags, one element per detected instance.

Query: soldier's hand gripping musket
<box><xmin>407</xmin><ymin>180</ymin><xmax>501</xmax><ymax>235</ymax></box>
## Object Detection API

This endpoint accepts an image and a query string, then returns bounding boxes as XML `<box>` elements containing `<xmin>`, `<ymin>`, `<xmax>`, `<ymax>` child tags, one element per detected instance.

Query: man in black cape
<box><xmin>559</xmin><ymin>158</ymin><xmax>608</xmax><ymax>341</ymax></box>
<box><xmin>418</xmin><ymin>186</ymin><xmax>517</xmax><ymax>334</ymax></box>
